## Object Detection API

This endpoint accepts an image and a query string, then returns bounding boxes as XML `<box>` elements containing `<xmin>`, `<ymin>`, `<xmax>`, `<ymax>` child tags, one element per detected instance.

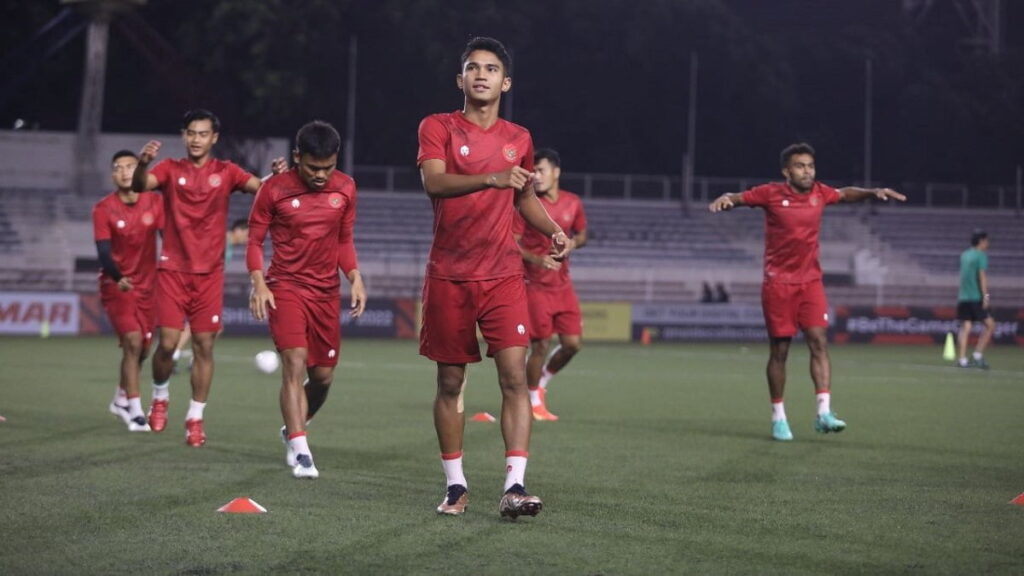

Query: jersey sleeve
<box><xmin>337</xmin><ymin>182</ymin><xmax>359</xmax><ymax>276</ymax></box>
<box><xmin>741</xmin><ymin>184</ymin><xmax>772</xmax><ymax>207</ymax></box>
<box><xmin>246</xmin><ymin>182</ymin><xmax>274</xmax><ymax>272</ymax></box>
<box><xmin>149</xmin><ymin>159</ymin><xmax>172</xmax><ymax>189</ymax></box>
<box><xmin>821</xmin><ymin>184</ymin><xmax>842</xmax><ymax>205</ymax></box>
<box><xmin>573</xmin><ymin>197</ymin><xmax>588</xmax><ymax>233</ymax></box>
<box><xmin>979</xmin><ymin>251</ymin><xmax>989</xmax><ymax>271</ymax></box>
<box><xmin>92</xmin><ymin>202</ymin><xmax>111</xmax><ymax>241</ymax></box>
<box><xmin>416</xmin><ymin>115</ymin><xmax>449</xmax><ymax>166</ymax></box>
<box><xmin>228</xmin><ymin>162</ymin><xmax>256</xmax><ymax>194</ymax></box>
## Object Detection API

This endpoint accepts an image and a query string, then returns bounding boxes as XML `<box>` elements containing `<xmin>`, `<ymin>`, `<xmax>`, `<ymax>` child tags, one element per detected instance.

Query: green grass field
<box><xmin>1</xmin><ymin>336</ymin><xmax>1022</xmax><ymax>575</ymax></box>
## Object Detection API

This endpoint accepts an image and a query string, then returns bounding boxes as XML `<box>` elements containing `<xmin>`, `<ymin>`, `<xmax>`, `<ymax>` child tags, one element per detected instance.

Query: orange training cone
<box><xmin>1010</xmin><ymin>493</ymin><xmax>1024</xmax><ymax>505</ymax></box>
<box><xmin>471</xmin><ymin>412</ymin><xmax>496</xmax><ymax>422</ymax></box>
<box><xmin>217</xmin><ymin>498</ymin><xmax>267</xmax><ymax>514</ymax></box>
<box><xmin>640</xmin><ymin>327</ymin><xmax>652</xmax><ymax>346</ymax></box>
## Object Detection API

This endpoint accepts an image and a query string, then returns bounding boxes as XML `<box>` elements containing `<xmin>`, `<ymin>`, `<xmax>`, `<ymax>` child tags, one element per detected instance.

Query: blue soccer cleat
<box><xmin>772</xmin><ymin>419</ymin><xmax>794</xmax><ymax>441</ymax></box>
<box><xmin>814</xmin><ymin>412</ymin><xmax>847</xmax><ymax>434</ymax></box>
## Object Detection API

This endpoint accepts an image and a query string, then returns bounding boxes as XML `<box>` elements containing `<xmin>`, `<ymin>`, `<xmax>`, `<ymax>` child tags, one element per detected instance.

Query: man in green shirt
<box><xmin>956</xmin><ymin>229</ymin><xmax>995</xmax><ymax>369</ymax></box>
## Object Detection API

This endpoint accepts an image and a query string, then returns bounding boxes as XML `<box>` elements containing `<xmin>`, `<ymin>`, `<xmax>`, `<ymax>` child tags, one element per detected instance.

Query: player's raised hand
<box><xmin>709</xmin><ymin>194</ymin><xmax>735</xmax><ymax>213</ymax></box>
<box><xmin>249</xmin><ymin>283</ymin><xmax>276</xmax><ymax>321</ymax></box>
<box><xmin>349</xmin><ymin>273</ymin><xmax>367</xmax><ymax>318</ymax></box>
<box><xmin>138</xmin><ymin>140</ymin><xmax>161</xmax><ymax>164</ymax></box>
<box><xmin>270</xmin><ymin>156</ymin><xmax>288</xmax><ymax>175</ymax></box>
<box><xmin>874</xmin><ymin>188</ymin><xmax>906</xmax><ymax>202</ymax></box>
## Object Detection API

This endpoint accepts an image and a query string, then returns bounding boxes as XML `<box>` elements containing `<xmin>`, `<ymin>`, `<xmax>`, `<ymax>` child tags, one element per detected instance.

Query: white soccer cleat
<box><xmin>292</xmin><ymin>454</ymin><xmax>319</xmax><ymax>479</ymax></box>
<box><xmin>280</xmin><ymin>426</ymin><xmax>297</xmax><ymax>468</ymax></box>
<box><xmin>127</xmin><ymin>415</ymin><xmax>151</xmax><ymax>432</ymax></box>
<box><xmin>109</xmin><ymin>401</ymin><xmax>132</xmax><ymax>426</ymax></box>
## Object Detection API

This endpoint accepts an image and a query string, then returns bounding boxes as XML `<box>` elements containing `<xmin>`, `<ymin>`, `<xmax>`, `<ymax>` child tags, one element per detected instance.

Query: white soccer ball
<box><xmin>254</xmin><ymin>350</ymin><xmax>280</xmax><ymax>374</ymax></box>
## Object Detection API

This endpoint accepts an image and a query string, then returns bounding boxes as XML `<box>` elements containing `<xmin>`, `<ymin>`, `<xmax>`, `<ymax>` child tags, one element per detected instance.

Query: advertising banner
<box><xmin>833</xmin><ymin>306</ymin><xmax>1023</xmax><ymax>345</ymax></box>
<box><xmin>580</xmin><ymin>302</ymin><xmax>632</xmax><ymax>342</ymax></box>
<box><xmin>631</xmin><ymin>303</ymin><xmax>768</xmax><ymax>342</ymax></box>
<box><xmin>220</xmin><ymin>294</ymin><xmax>416</xmax><ymax>339</ymax></box>
<box><xmin>0</xmin><ymin>292</ymin><xmax>80</xmax><ymax>335</ymax></box>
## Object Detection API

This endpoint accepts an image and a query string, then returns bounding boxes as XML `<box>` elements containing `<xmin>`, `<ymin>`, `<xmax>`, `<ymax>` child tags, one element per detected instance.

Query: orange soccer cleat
<box><xmin>147</xmin><ymin>399</ymin><xmax>169</xmax><ymax>432</ymax></box>
<box><xmin>185</xmin><ymin>419</ymin><xmax>206</xmax><ymax>447</ymax></box>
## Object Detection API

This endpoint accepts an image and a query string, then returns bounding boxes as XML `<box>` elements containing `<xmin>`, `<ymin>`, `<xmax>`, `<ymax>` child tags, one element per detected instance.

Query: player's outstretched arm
<box><xmin>132</xmin><ymin>140</ymin><xmax>162</xmax><ymax>192</ymax></box>
<box><xmin>838</xmin><ymin>187</ymin><xmax>906</xmax><ymax>203</ymax></box>
<box><xmin>243</xmin><ymin>157</ymin><xmax>289</xmax><ymax>193</ymax></box>
<box><xmin>420</xmin><ymin>160</ymin><xmax>533</xmax><ymax>199</ymax></box>
<box><xmin>709</xmin><ymin>193</ymin><xmax>744</xmax><ymax>213</ymax></box>
<box><xmin>518</xmin><ymin>186</ymin><xmax>574</xmax><ymax>258</ymax></box>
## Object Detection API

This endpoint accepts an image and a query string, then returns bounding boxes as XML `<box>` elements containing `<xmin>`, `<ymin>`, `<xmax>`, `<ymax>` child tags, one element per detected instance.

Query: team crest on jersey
<box><xmin>810</xmin><ymin>196</ymin><xmax>819</xmax><ymax>206</ymax></box>
<box><xmin>782</xmin><ymin>199</ymin><xmax>790</xmax><ymax>207</ymax></box>
<box><xmin>328</xmin><ymin>193</ymin><xmax>342</xmax><ymax>208</ymax></box>
<box><xmin>459</xmin><ymin>145</ymin><xmax>470</xmax><ymax>157</ymax></box>
<box><xmin>116</xmin><ymin>220</ymin><xmax>126</xmax><ymax>229</ymax></box>
<box><xmin>208</xmin><ymin>173</ymin><xmax>222</xmax><ymax>187</ymax></box>
<box><xmin>177</xmin><ymin>177</ymin><xmax>187</xmax><ymax>186</ymax></box>
<box><xmin>142</xmin><ymin>212</ymin><xmax>155</xmax><ymax>226</ymax></box>
<box><xmin>502</xmin><ymin>144</ymin><xmax>518</xmax><ymax>162</ymax></box>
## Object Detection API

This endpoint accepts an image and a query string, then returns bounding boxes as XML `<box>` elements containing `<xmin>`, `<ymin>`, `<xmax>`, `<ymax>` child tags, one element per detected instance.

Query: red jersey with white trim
<box><xmin>741</xmin><ymin>181</ymin><xmax>841</xmax><ymax>283</ymax></box>
<box><xmin>149</xmin><ymin>157</ymin><xmax>253</xmax><ymax>273</ymax></box>
<box><xmin>417</xmin><ymin>111</ymin><xmax>535</xmax><ymax>281</ymax></box>
<box><xmin>246</xmin><ymin>169</ymin><xmax>358</xmax><ymax>300</ymax></box>
<box><xmin>514</xmin><ymin>189</ymin><xmax>587</xmax><ymax>289</ymax></box>
<box><xmin>92</xmin><ymin>191</ymin><xmax>164</xmax><ymax>291</ymax></box>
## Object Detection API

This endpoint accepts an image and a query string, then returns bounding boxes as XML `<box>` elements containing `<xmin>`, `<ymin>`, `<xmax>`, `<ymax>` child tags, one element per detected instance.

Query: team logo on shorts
<box><xmin>142</xmin><ymin>212</ymin><xmax>155</xmax><ymax>226</ymax></box>
<box><xmin>116</xmin><ymin>220</ymin><xmax>126</xmax><ymax>229</ymax></box>
<box><xmin>459</xmin><ymin>145</ymin><xmax>470</xmax><ymax>157</ymax></box>
<box><xmin>178</xmin><ymin>177</ymin><xmax>187</xmax><ymax>186</ymax></box>
<box><xmin>516</xmin><ymin>324</ymin><xmax>526</xmax><ymax>335</ymax></box>
<box><xmin>503</xmin><ymin>144</ymin><xmax>518</xmax><ymax>163</ymax></box>
<box><xmin>823</xmin><ymin>313</ymin><xmax>829</xmax><ymax>321</ymax></box>
<box><xmin>328</xmin><ymin>193</ymin><xmax>342</xmax><ymax>208</ymax></box>
<box><xmin>208</xmin><ymin>173</ymin><xmax>222</xmax><ymax>187</ymax></box>
<box><xmin>328</xmin><ymin>349</ymin><xmax>336</xmax><ymax>358</ymax></box>
<box><xmin>782</xmin><ymin>199</ymin><xmax>790</xmax><ymax>207</ymax></box>
<box><xmin>291</xmin><ymin>198</ymin><xmax>301</xmax><ymax>208</ymax></box>
<box><xmin>212</xmin><ymin>315</ymin><xmax>220</xmax><ymax>324</ymax></box>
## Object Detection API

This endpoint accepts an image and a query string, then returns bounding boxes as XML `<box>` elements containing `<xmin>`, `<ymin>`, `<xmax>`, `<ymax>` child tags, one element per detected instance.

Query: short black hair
<box><xmin>970</xmin><ymin>229</ymin><xmax>988</xmax><ymax>246</ymax></box>
<box><xmin>230</xmin><ymin>219</ymin><xmax>248</xmax><ymax>231</ymax></box>
<box><xmin>182</xmin><ymin>109</ymin><xmax>221</xmax><ymax>133</ymax></box>
<box><xmin>461</xmin><ymin>37</ymin><xmax>511</xmax><ymax>74</ymax></box>
<box><xmin>111</xmin><ymin>149</ymin><xmax>137</xmax><ymax>164</ymax></box>
<box><xmin>295</xmin><ymin>120</ymin><xmax>341</xmax><ymax>158</ymax></box>
<box><xmin>534</xmin><ymin>148</ymin><xmax>561</xmax><ymax>168</ymax></box>
<box><xmin>780</xmin><ymin>142</ymin><xmax>815</xmax><ymax>168</ymax></box>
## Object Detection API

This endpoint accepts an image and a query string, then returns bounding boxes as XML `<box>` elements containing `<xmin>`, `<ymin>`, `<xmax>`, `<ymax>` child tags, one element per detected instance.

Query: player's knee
<box><xmin>530</xmin><ymin>340</ymin><xmax>550</xmax><ymax>357</ymax></box>
<box><xmin>436</xmin><ymin>373</ymin><xmax>464</xmax><ymax>397</ymax></box>
<box><xmin>561</xmin><ymin>339</ymin><xmax>582</xmax><ymax>356</ymax></box>
<box><xmin>498</xmin><ymin>370</ymin><xmax>527</xmax><ymax>393</ymax></box>
<box><xmin>122</xmin><ymin>334</ymin><xmax>143</xmax><ymax>357</ymax></box>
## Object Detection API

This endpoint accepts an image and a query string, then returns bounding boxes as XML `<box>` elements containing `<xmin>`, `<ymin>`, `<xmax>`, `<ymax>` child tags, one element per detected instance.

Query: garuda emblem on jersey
<box><xmin>328</xmin><ymin>193</ymin><xmax>343</xmax><ymax>208</ymax></box>
<box><xmin>142</xmin><ymin>212</ymin><xmax>155</xmax><ymax>226</ymax></box>
<box><xmin>208</xmin><ymin>174</ymin><xmax>222</xmax><ymax>187</ymax></box>
<box><xmin>502</xmin><ymin>144</ymin><xmax>518</xmax><ymax>163</ymax></box>
<box><xmin>810</xmin><ymin>196</ymin><xmax>819</xmax><ymax>206</ymax></box>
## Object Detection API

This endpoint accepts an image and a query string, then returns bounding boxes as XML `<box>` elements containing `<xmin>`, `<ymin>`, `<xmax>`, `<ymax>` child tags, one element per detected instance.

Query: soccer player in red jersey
<box><xmin>709</xmin><ymin>143</ymin><xmax>905</xmax><ymax>441</ymax></box>
<box><xmin>132</xmin><ymin>109</ymin><xmax>285</xmax><ymax>447</ymax></box>
<box><xmin>248</xmin><ymin>120</ymin><xmax>365</xmax><ymax>479</ymax></box>
<box><xmin>418</xmin><ymin>37</ymin><xmax>573</xmax><ymax>519</ymax></box>
<box><xmin>94</xmin><ymin>150</ymin><xmax>164</xmax><ymax>432</ymax></box>
<box><xmin>514</xmin><ymin>148</ymin><xmax>588</xmax><ymax>422</ymax></box>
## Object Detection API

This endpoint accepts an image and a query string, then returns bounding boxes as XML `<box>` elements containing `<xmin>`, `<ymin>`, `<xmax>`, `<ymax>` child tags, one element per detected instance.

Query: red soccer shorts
<box><xmin>420</xmin><ymin>275</ymin><xmax>530</xmax><ymax>364</ymax></box>
<box><xmin>267</xmin><ymin>288</ymin><xmax>341</xmax><ymax>368</ymax></box>
<box><xmin>761</xmin><ymin>279</ymin><xmax>830</xmax><ymax>338</ymax></box>
<box><xmin>526</xmin><ymin>283</ymin><xmax>582</xmax><ymax>341</ymax></box>
<box><xmin>101</xmin><ymin>282</ymin><xmax>155</xmax><ymax>349</ymax></box>
<box><xmin>156</xmin><ymin>269</ymin><xmax>224</xmax><ymax>332</ymax></box>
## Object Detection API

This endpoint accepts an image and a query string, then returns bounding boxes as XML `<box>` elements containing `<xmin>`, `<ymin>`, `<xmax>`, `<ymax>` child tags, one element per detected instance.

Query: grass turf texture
<box><xmin>0</xmin><ymin>336</ymin><xmax>1022</xmax><ymax>575</ymax></box>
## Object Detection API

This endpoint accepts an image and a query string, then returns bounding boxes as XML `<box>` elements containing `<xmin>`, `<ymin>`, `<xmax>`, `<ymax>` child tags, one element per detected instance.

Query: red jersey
<box><xmin>246</xmin><ymin>169</ymin><xmax>358</xmax><ymax>299</ymax></box>
<box><xmin>92</xmin><ymin>192</ymin><xmax>164</xmax><ymax>292</ymax></box>
<box><xmin>514</xmin><ymin>190</ymin><xmax>587</xmax><ymax>289</ymax></box>
<box><xmin>149</xmin><ymin>157</ymin><xmax>253</xmax><ymax>273</ymax></box>
<box><xmin>741</xmin><ymin>181</ymin><xmax>841</xmax><ymax>283</ymax></box>
<box><xmin>417</xmin><ymin>111</ymin><xmax>535</xmax><ymax>281</ymax></box>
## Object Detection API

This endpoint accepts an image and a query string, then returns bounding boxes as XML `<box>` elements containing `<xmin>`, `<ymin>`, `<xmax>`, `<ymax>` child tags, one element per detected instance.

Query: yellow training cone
<box><xmin>942</xmin><ymin>332</ymin><xmax>956</xmax><ymax>362</ymax></box>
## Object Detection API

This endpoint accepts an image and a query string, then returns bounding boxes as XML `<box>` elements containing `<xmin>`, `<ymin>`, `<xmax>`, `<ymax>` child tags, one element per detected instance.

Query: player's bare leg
<box><xmin>183</xmin><ymin>330</ymin><xmax>216</xmax><ymax>447</ymax></box>
<box><xmin>767</xmin><ymin>337</ymin><xmax>793</xmax><ymax>441</ymax></box>
<box><xmin>305</xmin><ymin>365</ymin><xmax>334</xmax><ymax>421</ymax></box>
<box><xmin>972</xmin><ymin>317</ymin><xmax>995</xmax><ymax>369</ymax></box>
<box><xmin>494</xmin><ymin>346</ymin><xmax>542</xmax><ymax>519</ymax></box>
<box><xmin>527</xmin><ymin>338</ymin><xmax>558</xmax><ymax>421</ymax></box>
<box><xmin>147</xmin><ymin>326</ymin><xmax>181</xmax><ymax>432</ymax></box>
<box><xmin>547</xmin><ymin>334</ymin><xmax>581</xmax><ymax>373</ymax></box>
<box><xmin>117</xmin><ymin>331</ymin><xmax>149</xmax><ymax>431</ymax></box>
<box><xmin>806</xmin><ymin>326</ymin><xmax>845</xmax><ymax>434</ymax></box>
<box><xmin>957</xmin><ymin>319</ymin><xmax>973</xmax><ymax>367</ymax></box>
<box><xmin>435</xmin><ymin>362</ymin><xmax>469</xmax><ymax>514</ymax></box>
<box><xmin>279</xmin><ymin>348</ymin><xmax>318</xmax><ymax>477</ymax></box>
